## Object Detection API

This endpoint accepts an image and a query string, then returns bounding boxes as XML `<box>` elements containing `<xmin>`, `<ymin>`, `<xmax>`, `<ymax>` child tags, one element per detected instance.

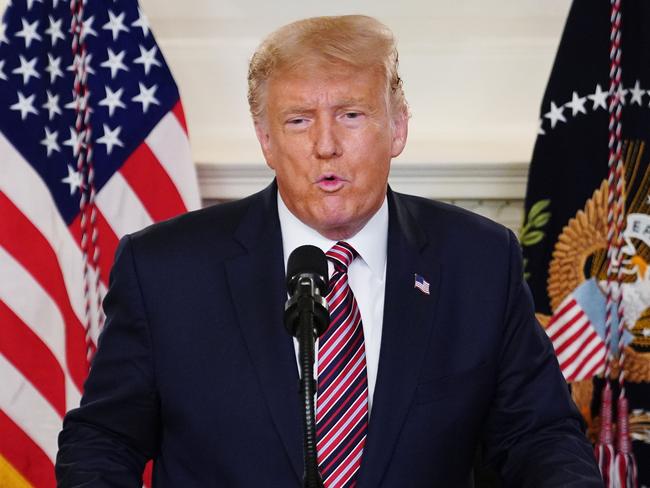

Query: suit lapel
<box><xmin>357</xmin><ymin>190</ymin><xmax>443</xmax><ymax>488</ymax></box>
<box><xmin>223</xmin><ymin>183</ymin><xmax>303</xmax><ymax>482</ymax></box>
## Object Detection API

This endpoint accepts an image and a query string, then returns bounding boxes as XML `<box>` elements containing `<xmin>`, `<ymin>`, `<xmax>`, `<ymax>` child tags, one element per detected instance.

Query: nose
<box><xmin>313</xmin><ymin>117</ymin><xmax>341</xmax><ymax>159</ymax></box>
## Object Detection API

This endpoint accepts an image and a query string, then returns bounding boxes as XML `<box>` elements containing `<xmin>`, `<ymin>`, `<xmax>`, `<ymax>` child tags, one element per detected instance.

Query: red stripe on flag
<box><xmin>120</xmin><ymin>144</ymin><xmax>188</xmax><ymax>222</ymax></box>
<box><xmin>0</xmin><ymin>300</ymin><xmax>66</xmax><ymax>417</ymax></box>
<box><xmin>559</xmin><ymin>331</ymin><xmax>596</xmax><ymax>372</ymax></box>
<box><xmin>550</xmin><ymin>298</ymin><xmax>577</xmax><ymax>324</ymax></box>
<box><xmin>0</xmin><ymin>193</ymin><xmax>88</xmax><ymax>390</ymax></box>
<box><xmin>550</xmin><ymin>310</ymin><xmax>585</xmax><ymax>350</ymax></box>
<box><xmin>171</xmin><ymin>100</ymin><xmax>188</xmax><ymax>134</ymax></box>
<box><xmin>578</xmin><ymin>355</ymin><xmax>606</xmax><ymax>382</ymax></box>
<box><xmin>566</xmin><ymin>339</ymin><xmax>604</xmax><ymax>381</ymax></box>
<box><xmin>0</xmin><ymin>410</ymin><xmax>55</xmax><ymax>488</ymax></box>
<box><xmin>68</xmin><ymin>207</ymin><xmax>119</xmax><ymax>287</ymax></box>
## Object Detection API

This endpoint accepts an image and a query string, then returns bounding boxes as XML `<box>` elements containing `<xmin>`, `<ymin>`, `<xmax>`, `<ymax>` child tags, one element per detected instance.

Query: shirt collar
<box><xmin>277</xmin><ymin>191</ymin><xmax>388</xmax><ymax>281</ymax></box>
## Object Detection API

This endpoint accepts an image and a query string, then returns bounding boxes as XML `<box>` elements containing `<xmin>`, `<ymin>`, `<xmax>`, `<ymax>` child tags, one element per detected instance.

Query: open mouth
<box><xmin>316</xmin><ymin>173</ymin><xmax>346</xmax><ymax>190</ymax></box>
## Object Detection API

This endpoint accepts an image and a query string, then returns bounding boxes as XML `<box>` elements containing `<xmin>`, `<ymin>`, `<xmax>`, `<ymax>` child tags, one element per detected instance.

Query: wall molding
<box><xmin>197</xmin><ymin>161</ymin><xmax>530</xmax><ymax>201</ymax></box>
<box><xmin>197</xmin><ymin>161</ymin><xmax>529</xmax><ymax>232</ymax></box>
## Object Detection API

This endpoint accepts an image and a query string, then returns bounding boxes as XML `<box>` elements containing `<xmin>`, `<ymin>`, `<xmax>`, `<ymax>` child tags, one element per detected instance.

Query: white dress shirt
<box><xmin>278</xmin><ymin>193</ymin><xmax>387</xmax><ymax>414</ymax></box>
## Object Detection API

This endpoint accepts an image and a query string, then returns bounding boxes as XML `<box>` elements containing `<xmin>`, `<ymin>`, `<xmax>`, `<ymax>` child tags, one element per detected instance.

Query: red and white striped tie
<box><xmin>316</xmin><ymin>241</ymin><xmax>369</xmax><ymax>488</ymax></box>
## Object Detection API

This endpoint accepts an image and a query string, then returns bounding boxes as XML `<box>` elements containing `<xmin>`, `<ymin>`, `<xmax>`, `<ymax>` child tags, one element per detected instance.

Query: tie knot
<box><xmin>326</xmin><ymin>241</ymin><xmax>358</xmax><ymax>272</ymax></box>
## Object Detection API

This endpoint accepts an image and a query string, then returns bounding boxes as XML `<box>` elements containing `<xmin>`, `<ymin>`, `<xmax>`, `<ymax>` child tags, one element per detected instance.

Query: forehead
<box><xmin>265</xmin><ymin>65</ymin><xmax>388</xmax><ymax>112</ymax></box>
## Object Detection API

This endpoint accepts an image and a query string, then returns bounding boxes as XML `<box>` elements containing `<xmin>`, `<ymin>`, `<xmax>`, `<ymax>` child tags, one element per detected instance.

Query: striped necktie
<box><xmin>316</xmin><ymin>241</ymin><xmax>369</xmax><ymax>488</ymax></box>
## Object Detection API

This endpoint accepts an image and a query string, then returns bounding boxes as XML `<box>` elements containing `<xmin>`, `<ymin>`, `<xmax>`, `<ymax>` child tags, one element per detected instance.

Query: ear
<box><xmin>390</xmin><ymin>109</ymin><xmax>409</xmax><ymax>158</ymax></box>
<box><xmin>254</xmin><ymin>119</ymin><xmax>275</xmax><ymax>170</ymax></box>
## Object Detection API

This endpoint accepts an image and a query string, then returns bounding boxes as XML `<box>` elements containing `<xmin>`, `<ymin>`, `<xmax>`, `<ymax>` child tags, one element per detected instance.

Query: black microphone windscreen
<box><xmin>286</xmin><ymin>245</ymin><xmax>328</xmax><ymax>294</ymax></box>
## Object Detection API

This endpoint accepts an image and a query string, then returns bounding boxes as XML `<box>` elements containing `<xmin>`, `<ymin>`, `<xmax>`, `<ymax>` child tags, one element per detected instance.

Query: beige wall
<box><xmin>137</xmin><ymin>0</ymin><xmax>570</xmax><ymax>168</ymax></box>
<box><xmin>0</xmin><ymin>0</ymin><xmax>571</xmax><ymax>168</ymax></box>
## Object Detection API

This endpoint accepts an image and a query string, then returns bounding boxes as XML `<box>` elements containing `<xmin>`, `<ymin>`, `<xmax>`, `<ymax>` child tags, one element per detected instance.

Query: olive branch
<box><xmin>520</xmin><ymin>199</ymin><xmax>551</xmax><ymax>280</ymax></box>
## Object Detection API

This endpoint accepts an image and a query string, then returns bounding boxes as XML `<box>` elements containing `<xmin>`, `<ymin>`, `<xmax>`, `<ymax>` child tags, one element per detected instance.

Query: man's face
<box><xmin>255</xmin><ymin>65</ymin><xmax>408</xmax><ymax>240</ymax></box>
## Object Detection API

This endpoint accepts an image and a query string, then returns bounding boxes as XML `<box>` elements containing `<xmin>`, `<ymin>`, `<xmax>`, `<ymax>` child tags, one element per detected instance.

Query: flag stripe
<box><xmin>0</xmin><ymin>135</ymin><xmax>89</xmax><ymax>329</ymax></box>
<box><xmin>68</xmin><ymin>207</ymin><xmax>119</xmax><ymax>287</ymax></box>
<box><xmin>559</xmin><ymin>328</ymin><xmax>601</xmax><ymax>372</ymax></box>
<box><xmin>0</xmin><ymin>226</ymin><xmax>88</xmax><ymax>389</ymax></box>
<box><xmin>171</xmin><ymin>100</ymin><xmax>188</xmax><ymax>134</ymax></box>
<box><xmin>574</xmin><ymin>354</ymin><xmax>606</xmax><ymax>382</ymax></box>
<box><xmin>556</xmin><ymin>322</ymin><xmax>596</xmax><ymax>364</ymax></box>
<box><xmin>1</xmin><ymin>353</ymin><xmax>61</xmax><ymax>463</ymax></box>
<box><xmin>546</xmin><ymin>297</ymin><xmax>576</xmax><ymax>332</ymax></box>
<box><xmin>96</xmin><ymin>171</ymin><xmax>154</xmax><ymax>237</ymax></box>
<box><xmin>0</xmin><ymin>414</ymin><xmax>54</xmax><ymax>488</ymax></box>
<box><xmin>145</xmin><ymin>110</ymin><xmax>200</xmax><ymax>211</ymax></box>
<box><xmin>0</xmin><ymin>300</ymin><xmax>66</xmax><ymax>417</ymax></box>
<box><xmin>0</xmin><ymin>249</ymin><xmax>70</xmax><ymax>377</ymax></box>
<box><xmin>120</xmin><ymin>143</ymin><xmax>188</xmax><ymax>221</ymax></box>
<box><xmin>569</xmin><ymin>345</ymin><xmax>605</xmax><ymax>382</ymax></box>
<box><xmin>549</xmin><ymin>307</ymin><xmax>584</xmax><ymax>346</ymax></box>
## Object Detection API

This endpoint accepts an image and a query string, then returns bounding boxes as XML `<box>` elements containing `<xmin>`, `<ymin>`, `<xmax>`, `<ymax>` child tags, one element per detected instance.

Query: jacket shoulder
<box><xmin>124</xmin><ymin>188</ymin><xmax>267</xmax><ymax>262</ymax></box>
<box><xmin>396</xmin><ymin>192</ymin><xmax>513</xmax><ymax>247</ymax></box>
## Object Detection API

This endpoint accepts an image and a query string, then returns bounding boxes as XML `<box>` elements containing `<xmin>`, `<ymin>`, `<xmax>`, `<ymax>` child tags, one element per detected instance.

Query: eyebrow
<box><xmin>278</xmin><ymin>98</ymin><xmax>371</xmax><ymax>117</ymax></box>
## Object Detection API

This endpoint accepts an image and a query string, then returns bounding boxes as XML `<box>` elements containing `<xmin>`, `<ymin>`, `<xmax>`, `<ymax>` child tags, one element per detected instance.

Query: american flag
<box><xmin>413</xmin><ymin>273</ymin><xmax>430</xmax><ymax>295</ymax></box>
<box><xmin>0</xmin><ymin>0</ymin><xmax>200</xmax><ymax>486</ymax></box>
<box><xmin>545</xmin><ymin>293</ymin><xmax>607</xmax><ymax>382</ymax></box>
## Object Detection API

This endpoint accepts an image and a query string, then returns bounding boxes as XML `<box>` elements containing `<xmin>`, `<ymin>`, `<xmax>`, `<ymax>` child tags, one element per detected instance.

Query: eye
<box><xmin>287</xmin><ymin>118</ymin><xmax>307</xmax><ymax>125</ymax></box>
<box><xmin>344</xmin><ymin>112</ymin><xmax>361</xmax><ymax>119</ymax></box>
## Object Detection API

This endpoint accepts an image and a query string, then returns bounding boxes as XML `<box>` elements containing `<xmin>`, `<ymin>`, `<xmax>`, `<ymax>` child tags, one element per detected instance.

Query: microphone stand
<box><xmin>285</xmin><ymin>277</ymin><xmax>328</xmax><ymax>488</ymax></box>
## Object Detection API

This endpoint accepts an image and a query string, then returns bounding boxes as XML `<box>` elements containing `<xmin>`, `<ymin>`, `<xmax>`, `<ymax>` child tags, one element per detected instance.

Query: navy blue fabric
<box><xmin>56</xmin><ymin>183</ymin><xmax>603</xmax><ymax>487</ymax></box>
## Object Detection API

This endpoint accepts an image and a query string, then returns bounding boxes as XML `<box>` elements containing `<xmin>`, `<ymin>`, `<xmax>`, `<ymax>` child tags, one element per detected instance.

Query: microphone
<box><xmin>283</xmin><ymin>245</ymin><xmax>328</xmax><ymax>488</ymax></box>
<box><xmin>284</xmin><ymin>245</ymin><xmax>330</xmax><ymax>338</ymax></box>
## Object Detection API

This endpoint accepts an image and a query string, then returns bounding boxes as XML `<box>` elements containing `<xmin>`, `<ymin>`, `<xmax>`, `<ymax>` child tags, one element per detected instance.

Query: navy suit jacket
<box><xmin>56</xmin><ymin>183</ymin><xmax>603</xmax><ymax>487</ymax></box>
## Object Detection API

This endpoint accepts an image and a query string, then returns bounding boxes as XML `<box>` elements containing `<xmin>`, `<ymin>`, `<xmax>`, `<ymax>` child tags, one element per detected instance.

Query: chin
<box><xmin>315</xmin><ymin>217</ymin><xmax>363</xmax><ymax>240</ymax></box>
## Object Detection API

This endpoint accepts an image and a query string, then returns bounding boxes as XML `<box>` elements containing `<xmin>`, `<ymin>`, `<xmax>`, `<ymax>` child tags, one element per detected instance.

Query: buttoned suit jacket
<box><xmin>56</xmin><ymin>182</ymin><xmax>603</xmax><ymax>487</ymax></box>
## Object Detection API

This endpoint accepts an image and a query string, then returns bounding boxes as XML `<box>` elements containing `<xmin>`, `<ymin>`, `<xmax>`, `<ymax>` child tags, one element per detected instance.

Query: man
<box><xmin>56</xmin><ymin>15</ymin><xmax>603</xmax><ymax>487</ymax></box>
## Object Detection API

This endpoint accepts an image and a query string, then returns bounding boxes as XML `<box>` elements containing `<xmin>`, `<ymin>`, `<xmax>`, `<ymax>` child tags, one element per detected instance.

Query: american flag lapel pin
<box><xmin>414</xmin><ymin>273</ymin><xmax>430</xmax><ymax>295</ymax></box>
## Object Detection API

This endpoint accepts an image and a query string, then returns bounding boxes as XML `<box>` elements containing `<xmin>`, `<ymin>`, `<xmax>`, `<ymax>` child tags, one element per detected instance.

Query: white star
<box><xmin>0</xmin><ymin>60</ymin><xmax>6</xmax><ymax>81</ymax></box>
<box><xmin>10</xmin><ymin>91</ymin><xmax>38</xmax><ymax>120</ymax></box>
<box><xmin>45</xmin><ymin>15</ymin><xmax>65</xmax><ymax>47</ymax></box>
<box><xmin>63</xmin><ymin>127</ymin><xmax>85</xmax><ymax>157</ymax></box>
<box><xmin>615</xmin><ymin>85</ymin><xmax>628</xmax><ymax>106</ymax></box>
<box><xmin>132</xmin><ymin>82</ymin><xmax>160</xmax><ymax>113</ymax></box>
<box><xmin>26</xmin><ymin>0</ymin><xmax>43</xmax><ymax>9</ymax></box>
<box><xmin>629</xmin><ymin>80</ymin><xmax>644</xmax><ymax>105</ymax></box>
<box><xmin>537</xmin><ymin>119</ymin><xmax>546</xmax><ymax>136</ymax></box>
<box><xmin>564</xmin><ymin>91</ymin><xmax>587</xmax><ymax>116</ymax></box>
<box><xmin>15</xmin><ymin>18</ymin><xmax>42</xmax><ymax>48</ymax></box>
<box><xmin>134</xmin><ymin>44</ymin><xmax>161</xmax><ymax>75</ymax></box>
<box><xmin>45</xmin><ymin>53</ymin><xmax>63</xmax><ymax>83</ymax></box>
<box><xmin>96</xmin><ymin>124</ymin><xmax>124</xmax><ymax>154</ymax></box>
<box><xmin>99</xmin><ymin>85</ymin><xmax>126</xmax><ymax>117</ymax></box>
<box><xmin>81</xmin><ymin>15</ymin><xmax>98</xmax><ymax>41</ymax></box>
<box><xmin>42</xmin><ymin>89</ymin><xmax>62</xmax><ymax>120</ymax></box>
<box><xmin>588</xmin><ymin>84</ymin><xmax>608</xmax><ymax>111</ymax></box>
<box><xmin>100</xmin><ymin>48</ymin><xmax>128</xmax><ymax>79</ymax></box>
<box><xmin>12</xmin><ymin>55</ymin><xmax>40</xmax><ymax>85</ymax></box>
<box><xmin>61</xmin><ymin>164</ymin><xmax>84</xmax><ymax>195</ymax></box>
<box><xmin>102</xmin><ymin>10</ymin><xmax>129</xmax><ymax>41</ymax></box>
<box><xmin>131</xmin><ymin>7</ymin><xmax>150</xmax><ymax>37</ymax></box>
<box><xmin>40</xmin><ymin>127</ymin><xmax>61</xmax><ymax>157</ymax></box>
<box><xmin>52</xmin><ymin>0</ymin><xmax>66</xmax><ymax>7</ymax></box>
<box><xmin>68</xmin><ymin>52</ymin><xmax>95</xmax><ymax>76</ymax></box>
<box><xmin>544</xmin><ymin>101</ymin><xmax>566</xmax><ymax>129</ymax></box>
<box><xmin>0</xmin><ymin>22</ymin><xmax>8</xmax><ymax>45</ymax></box>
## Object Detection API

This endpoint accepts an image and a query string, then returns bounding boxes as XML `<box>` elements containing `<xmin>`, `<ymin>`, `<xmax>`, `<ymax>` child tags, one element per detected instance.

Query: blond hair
<box><xmin>247</xmin><ymin>15</ymin><xmax>407</xmax><ymax>120</ymax></box>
